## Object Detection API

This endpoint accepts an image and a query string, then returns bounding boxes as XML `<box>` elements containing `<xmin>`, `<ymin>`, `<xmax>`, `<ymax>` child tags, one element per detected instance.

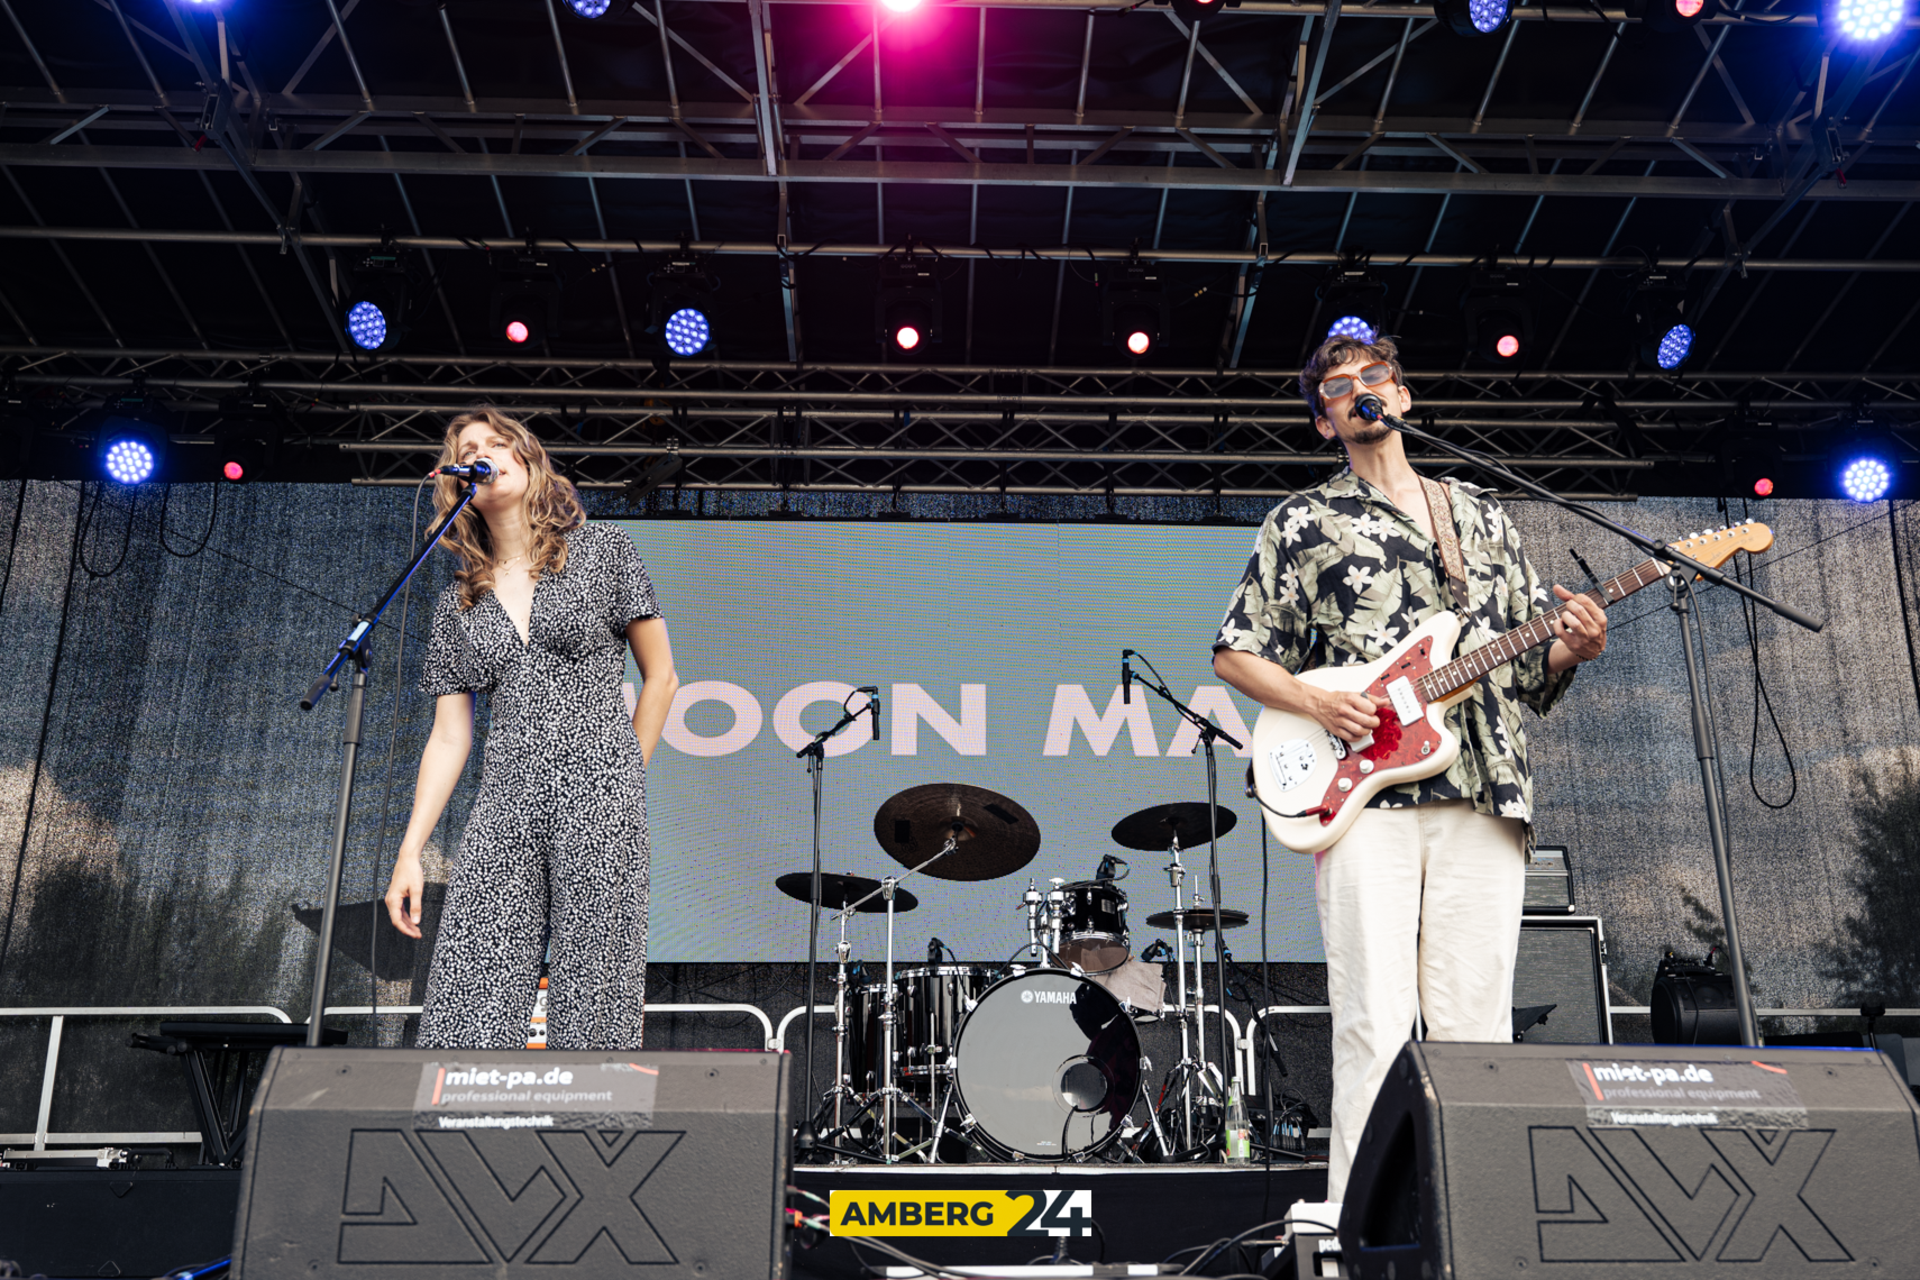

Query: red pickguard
<box><xmin>1315</xmin><ymin>638</ymin><xmax>1445</xmax><ymax>827</ymax></box>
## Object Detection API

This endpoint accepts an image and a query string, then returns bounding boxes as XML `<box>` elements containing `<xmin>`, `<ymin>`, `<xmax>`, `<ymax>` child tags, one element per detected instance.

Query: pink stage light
<box><xmin>881</xmin><ymin>0</ymin><xmax>923</xmax><ymax>12</ymax></box>
<box><xmin>223</xmin><ymin>460</ymin><xmax>245</xmax><ymax>482</ymax></box>
<box><xmin>506</xmin><ymin>320</ymin><xmax>531</xmax><ymax>344</ymax></box>
<box><xmin>895</xmin><ymin>325</ymin><xmax>922</xmax><ymax>350</ymax></box>
<box><xmin>1126</xmin><ymin>330</ymin><xmax>1152</xmax><ymax>356</ymax></box>
<box><xmin>1495</xmin><ymin>333</ymin><xmax>1520</xmax><ymax>359</ymax></box>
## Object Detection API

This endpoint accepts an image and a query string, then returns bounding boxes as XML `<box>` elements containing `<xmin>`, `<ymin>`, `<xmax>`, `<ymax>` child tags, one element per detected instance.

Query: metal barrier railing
<box><xmin>0</xmin><ymin>1006</ymin><xmax>292</xmax><ymax>1150</ymax></box>
<box><xmin>9</xmin><ymin>997</ymin><xmax>1911</xmax><ymax>1153</ymax></box>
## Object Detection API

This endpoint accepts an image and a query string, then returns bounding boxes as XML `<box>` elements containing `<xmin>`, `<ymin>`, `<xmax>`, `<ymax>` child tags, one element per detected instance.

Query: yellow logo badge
<box><xmin>828</xmin><ymin>1189</ymin><xmax>1094</xmax><ymax>1237</ymax></box>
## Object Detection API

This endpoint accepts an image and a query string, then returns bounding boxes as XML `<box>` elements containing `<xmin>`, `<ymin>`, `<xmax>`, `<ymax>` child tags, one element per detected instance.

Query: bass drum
<box><xmin>952</xmin><ymin>969</ymin><xmax>1141</xmax><ymax>1160</ymax></box>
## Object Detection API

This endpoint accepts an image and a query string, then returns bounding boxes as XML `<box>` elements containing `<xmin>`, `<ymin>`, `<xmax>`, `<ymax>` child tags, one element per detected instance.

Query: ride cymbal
<box><xmin>873</xmin><ymin>783</ymin><xmax>1041</xmax><ymax>881</ymax></box>
<box><xmin>774</xmin><ymin>871</ymin><xmax>919</xmax><ymax>913</ymax></box>
<box><xmin>1110</xmin><ymin>802</ymin><xmax>1237</xmax><ymax>851</ymax></box>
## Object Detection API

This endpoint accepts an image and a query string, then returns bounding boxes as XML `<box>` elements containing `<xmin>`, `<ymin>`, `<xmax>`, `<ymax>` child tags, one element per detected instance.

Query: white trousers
<box><xmin>1314</xmin><ymin>800</ymin><xmax>1526</xmax><ymax>1202</ymax></box>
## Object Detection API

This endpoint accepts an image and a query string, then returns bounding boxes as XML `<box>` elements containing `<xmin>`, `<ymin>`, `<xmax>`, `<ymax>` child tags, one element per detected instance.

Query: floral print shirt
<box><xmin>1214</xmin><ymin>468</ymin><xmax>1574</xmax><ymax>823</ymax></box>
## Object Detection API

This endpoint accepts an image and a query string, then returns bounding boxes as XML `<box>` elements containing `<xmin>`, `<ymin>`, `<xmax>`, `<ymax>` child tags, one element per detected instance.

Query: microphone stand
<box><xmin>297</xmin><ymin>480</ymin><xmax>479</xmax><ymax>1048</ymax></box>
<box><xmin>793</xmin><ymin>690</ymin><xmax>879</xmax><ymax>1158</ymax></box>
<box><xmin>1355</xmin><ymin>399</ymin><xmax>1823</xmax><ymax>1047</ymax></box>
<box><xmin>1127</xmin><ymin>654</ymin><xmax>1244</xmax><ymax>1119</ymax></box>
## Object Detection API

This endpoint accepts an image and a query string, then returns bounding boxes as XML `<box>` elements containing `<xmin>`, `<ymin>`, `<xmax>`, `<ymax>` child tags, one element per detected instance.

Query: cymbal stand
<box><xmin>825</xmin><ymin>907</ymin><xmax>859</xmax><ymax>1152</ymax></box>
<box><xmin>1162</xmin><ymin>839</ymin><xmax>1207</xmax><ymax>1150</ymax></box>
<box><xmin>836</xmin><ymin>829</ymin><xmax>961</xmax><ymax>1164</ymax></box>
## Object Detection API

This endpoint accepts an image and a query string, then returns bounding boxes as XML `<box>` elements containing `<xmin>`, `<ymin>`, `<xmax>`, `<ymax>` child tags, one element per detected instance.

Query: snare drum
<box><xmin>1049</xmin><ymin>880</ymin><xmax>1130</xmax><ymax>974</ymax></box>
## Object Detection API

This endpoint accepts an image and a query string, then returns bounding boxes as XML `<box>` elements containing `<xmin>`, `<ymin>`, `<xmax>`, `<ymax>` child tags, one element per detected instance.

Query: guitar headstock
<box><xmin>1666</xmin><ymin>520</ymin><xmax>1774</xmax><ymax>569</ymax></box>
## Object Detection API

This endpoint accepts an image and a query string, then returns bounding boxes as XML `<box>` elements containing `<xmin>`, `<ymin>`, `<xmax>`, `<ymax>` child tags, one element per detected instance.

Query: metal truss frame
<box><xmin>7</xmin><ymin>346</ymin><xmax>1912</xmax><ymax>500</ymax></box>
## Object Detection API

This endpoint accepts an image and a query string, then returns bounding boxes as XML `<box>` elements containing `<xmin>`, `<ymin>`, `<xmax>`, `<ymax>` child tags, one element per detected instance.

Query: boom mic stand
<box><xmin>1125</xmin><ymin>652</ymin><xmax>1244</xmax><ymax>1116</ymax></box>
<box><xmin>297</xmin><ymin>480</ymin><xmax>480</xmax><ymax>1048</ymax></box>
<box><xmin>793</xmin><ymin>688</ymin><xmax>881</xmax><ymax>1157</ymax></box>
<box><xmin>1354</xmin><ymin>396</ymin><xmax>1823</xmax><ymax>1047</ymax></box>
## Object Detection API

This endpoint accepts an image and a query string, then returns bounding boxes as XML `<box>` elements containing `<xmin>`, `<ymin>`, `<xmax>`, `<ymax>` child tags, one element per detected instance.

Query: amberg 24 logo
<box><xmin>830</xmin><ymin>1189</ymin><xmax>1093</xmax><ymax>1237</ymax></box>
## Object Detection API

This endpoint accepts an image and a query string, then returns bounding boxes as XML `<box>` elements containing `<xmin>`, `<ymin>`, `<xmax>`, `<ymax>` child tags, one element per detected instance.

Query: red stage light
<box><xmin>1675</xmin><ymin>0</ymin><xmax>1705</xmax><ymax>14</ymax></box>
<box><xmin>1753</xmin><ymin>477</ymin><xmax>1774</xmax><ymax>497</ymax></box>
<box><xmin>1495</xmin><ymin>333</ymin><xmax>1520</xmax><ymax>359</ymax></box>
<box><xmin>1126</xmin><ymin>330</ymin><xmax>1152</xmax><ymax>356</ymax></box>
<box><xmin>505</xmin><ymin>320</ymin><xmax>531</xmax><ymax>344</ymax></box>
<box><xmin>894</xmin><ymin>325</ymin><xmax>922</xmax><ymax>351</ymax></box>
<box><xmin>223</xmin><ymin>460</ymin><xmax>245</xmax><ymax>482</ymax></box>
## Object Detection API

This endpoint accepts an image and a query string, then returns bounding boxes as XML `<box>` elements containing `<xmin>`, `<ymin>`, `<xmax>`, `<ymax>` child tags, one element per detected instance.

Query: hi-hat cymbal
<box><xmin>1111</xmin><ymin>802</ymin><xmax>1238</xmax><ymax>851</ymax></box>
<box><xmin>873</xmin><ymin>783</ymin><xmax>1041</xmax><ymax>882</ymax></box>
<box><xmin>1144</xmin><ymin>907</ymin><xmax>1250</xmax><ymax>932</ymax></box>
<box><xmin>774</xmin><ymin>871</ymin><xmax>919</xmax><ymax>913</ymax></box>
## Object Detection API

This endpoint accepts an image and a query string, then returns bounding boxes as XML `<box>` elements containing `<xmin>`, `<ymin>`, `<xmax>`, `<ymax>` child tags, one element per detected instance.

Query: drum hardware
<box><xmin>836</xmin><ymin>783</ymin><xmax>1041</xmax><ymax>1164</ymax></box>
<box><xmin>1105</xmin><ymin>653</ymin><xmax>1244</xmax><ymax>1141</ymax></box>
<box><xmin>776</xmin><ymin>871</ymin><xmax>919</xmax><ymax>1159</ymax></box>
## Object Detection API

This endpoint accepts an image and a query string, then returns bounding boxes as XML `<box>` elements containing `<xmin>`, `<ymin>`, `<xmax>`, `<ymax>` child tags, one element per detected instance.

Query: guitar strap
<box><xmin>1418</xmin><ymin>475</ymin><xmax>1471</xmax><ymax>614</ymax></box>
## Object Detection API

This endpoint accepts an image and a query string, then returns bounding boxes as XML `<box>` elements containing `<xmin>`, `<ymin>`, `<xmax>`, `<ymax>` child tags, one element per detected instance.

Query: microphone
<box><xmin>1354</xmin><ymin>394</ymin><xmax>1388</xmax><ymax>423</ymax></box>
<box><xmin>1095</xmin><ymin>854</ymin><xmax>1118</xmax><ymax>882</ymax></box>
<box><xmin>858</xmin><ymin>686</ymin><xmax>882</xmax><ymax>742</ymax></box>
<box><xmin>1122</xmin><ymin>650</ymin><xmax>1133</xmax><ymax>705</ymax></box>
<box><xmin>432</xmin><ymin>459</ymin><xmax>496</xmax><ymax>482</ymax></box>
<box><xmin>928</xmin><ymin>936</ymin><xmax>945</xmax><ymax>964</ymax></box>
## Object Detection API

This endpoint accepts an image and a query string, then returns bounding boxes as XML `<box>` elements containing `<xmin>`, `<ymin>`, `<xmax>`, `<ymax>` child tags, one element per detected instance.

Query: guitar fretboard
<box><xmin>1413</xmin><ymin>555</ymin><xmax>1673</xmax><ymax>702</ymax></box>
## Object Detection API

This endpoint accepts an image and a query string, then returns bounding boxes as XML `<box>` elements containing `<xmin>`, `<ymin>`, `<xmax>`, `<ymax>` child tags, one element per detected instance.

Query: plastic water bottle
<box><xmin>1225</xmin><ymin>1082</ymin><xmax>1252</xmax><ymax>1165</ymax></box>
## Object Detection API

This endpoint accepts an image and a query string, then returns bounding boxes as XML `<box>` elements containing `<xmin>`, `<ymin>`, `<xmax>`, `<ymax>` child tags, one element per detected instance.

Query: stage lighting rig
<box><xmin>1835</xmin><ymin>424</ymin><xmax>1899</xmax><ymax>501</ymax></box>
<box><xmin>1832</xmin><ymin>0</ymin><xmax>1907</xmax><ymax>41</ymax></box>
<box><xmin>1459</xmin><ymin>266</ymin><xmax>1533</xmax><ymax>367</ymax></box>
<box><xmin>1316</xmin><ymin>252</ymin><xmax>1387</xmax><ymax>346</ymax></box>
<box><xmin>647</xmin><ymin>251</ymin><xmax>718</xmax><ymax>359</ymax></box>
<box><xmin>1717</xmin><ymin>421</ymin><xmax>1784</xmax><ymax>498</ymax></box>
<box><xmin>214</xmin><ymin>394</ymin><xmax>285</xmax><ymax>484</ymax></box>
<box><xmin>1100</xmin><ymin>253</ymin><xmax>1169</xmax><ymax>359</ymax></box>
<box><xmin>489</xmin><ymin>247</ymin><xmax>561</xmax><ymax>349</ymax></box>
<box><xmin>562</xmin><ymin>0</ymin><xmax>614</xmax><ymax>16</ymax></box>
<box><xmin>876</xmin><ymin>253</ymin><xmax>943</xmax><ymax>354</ymax></box>
<box><xmin>1630</xmin><ymin>271</ymin><xmax>1696</xmax><ymax>372</ymax></box>
<box><xmin>1627</xmin><ymin>0</ymin><xmax>1715</xmax><ymax>31</ymax></box>
<box><xmin>342</xmin><ymin>245</ymin><xmax>409</xmax><ymax>354</ymax></box>
<box><xmin>98</xmin><ymin>412</ymin><xmax>169</xmax><ymax>486</ymax></box>
<box><xmin>1438</xmin><ymin>0</ymin><xmax>1512</xmax><ymax>35</ymax></box>
<box><xmin>1155</xmin><ymin>0</ymin><xmax>1245</xmax><ymax>25</ymax></box>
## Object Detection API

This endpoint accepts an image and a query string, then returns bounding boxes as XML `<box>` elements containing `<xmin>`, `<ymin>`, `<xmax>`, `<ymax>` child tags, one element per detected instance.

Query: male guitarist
<box><xmin>1212</xmin><ymin>335</ymin><xmax>1608</xmax><ymax>1204</ymax></box>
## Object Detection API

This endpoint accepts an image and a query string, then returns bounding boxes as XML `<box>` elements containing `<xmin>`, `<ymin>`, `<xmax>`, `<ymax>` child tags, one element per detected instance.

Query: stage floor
<box><xmin>791</xmin><ymin>1162</ymin><xmax>1327</xmax><ymax>1275</ymax></box>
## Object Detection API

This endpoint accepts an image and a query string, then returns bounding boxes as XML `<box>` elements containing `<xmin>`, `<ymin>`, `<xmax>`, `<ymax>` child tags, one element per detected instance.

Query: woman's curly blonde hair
<box><xmin>433</xmin><ymin>408</ymin><xmax>586</xmax><ymax>611</ymax></box>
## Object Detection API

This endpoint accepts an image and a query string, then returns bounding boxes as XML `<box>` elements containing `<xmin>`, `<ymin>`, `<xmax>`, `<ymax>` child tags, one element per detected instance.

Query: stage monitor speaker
<box><xmin>1338</xmin><ymin>1041</ymin><xmax>1920</xmax><ymax>1278</ymax></box>
<box><xmin>232</xmin><ymin>1047</ymin><xmax>791</xmax><ymax>1280</ymax></box>
<box><xmin>1514</xmin><ymin>916</ymin><xmax>1612</xmax><ymax>1045</ymax></box>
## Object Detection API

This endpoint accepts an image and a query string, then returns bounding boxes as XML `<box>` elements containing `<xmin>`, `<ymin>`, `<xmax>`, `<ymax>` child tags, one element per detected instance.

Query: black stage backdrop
<box><xmin>0</xmin><ymin>478</ymin><xmax>1916</xmax><ymax>1141</ymax></box>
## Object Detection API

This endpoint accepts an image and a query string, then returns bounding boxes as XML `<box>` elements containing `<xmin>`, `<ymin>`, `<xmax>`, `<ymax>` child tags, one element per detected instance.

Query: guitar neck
<box><xmin>1415</xmin><ymin>556</ymin><xmax>1671</xmax><ymax>702</ymax></box>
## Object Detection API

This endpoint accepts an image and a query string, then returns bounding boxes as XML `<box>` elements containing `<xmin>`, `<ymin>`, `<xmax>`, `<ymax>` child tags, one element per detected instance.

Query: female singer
<box><xmin>384</xmin><ymin>408</ymin><xmax>678</xmax><ymax>1049</ymax></box>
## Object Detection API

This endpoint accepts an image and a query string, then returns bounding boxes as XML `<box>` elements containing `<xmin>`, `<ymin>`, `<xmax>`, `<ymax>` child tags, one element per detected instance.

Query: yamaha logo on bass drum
<box><xmin>1020</xmin><ymin>988</ymin><xmax>1073</xmax><ymax>1005</ymax></box>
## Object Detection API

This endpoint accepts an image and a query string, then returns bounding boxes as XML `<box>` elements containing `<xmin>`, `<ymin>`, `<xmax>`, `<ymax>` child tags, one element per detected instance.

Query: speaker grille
<box><xmin>1513</xmin><ymin>917</ymin><xmax>1610</xmax><ymax>1044</ymax></box>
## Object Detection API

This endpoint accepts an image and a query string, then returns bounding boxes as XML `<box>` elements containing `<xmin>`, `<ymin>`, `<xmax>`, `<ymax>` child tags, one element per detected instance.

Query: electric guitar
<box><xmin>1248</xmin><ymin>521</ymin><xmax>1774</xmax><ymax>853</ymax></box>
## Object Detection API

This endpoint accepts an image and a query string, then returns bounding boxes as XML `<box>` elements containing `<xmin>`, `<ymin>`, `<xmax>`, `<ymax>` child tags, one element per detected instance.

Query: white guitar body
<box><xmin>1249</xmin><ymin>611</ymin><xmax>1468</xmax><ymax>854</ymax></box>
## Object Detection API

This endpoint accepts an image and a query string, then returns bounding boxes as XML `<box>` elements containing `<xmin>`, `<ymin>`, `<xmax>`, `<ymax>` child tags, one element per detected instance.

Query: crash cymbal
<box><xmin>1110</xmin><ymin>802</ymin><xmax>1238</xmax><ymax>851</ymax></box>
<box><xmin>775</xmin><ymin>871</ymin><xmax>919</xmax><ymax>913</ymax></box>
<box><xmin>873</xmin><ymin>783</ymin><xmax>1041</xmax><ymax>882</ymax></box>
<box><xmin>1144</xmin><ymin>907</ymin><xmax>1250</xmax><ymax>932</ymax></box>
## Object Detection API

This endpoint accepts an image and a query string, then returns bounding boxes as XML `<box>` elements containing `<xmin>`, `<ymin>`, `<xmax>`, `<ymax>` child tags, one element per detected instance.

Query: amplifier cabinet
<box><xmin>232</xmin><ymin>1047</ymin><xmax>791</xmax><ymax>1280</ymax></box>
<box><xmin>1340</xmin><ymin>1041</ymin><xmax>1920</xmax><ymax>1278</ymax></box>
<box><xmin>1515</xmin><ymin>915</ymin><xmax>1613</xmax><ymax>1045</ymax></box>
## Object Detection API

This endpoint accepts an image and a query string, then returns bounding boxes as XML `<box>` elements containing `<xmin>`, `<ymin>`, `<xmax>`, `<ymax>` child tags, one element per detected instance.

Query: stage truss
<box><xmin>6</xmin><ymin>345</ymin><xmax>1913</xmax><ymax>500</ymax></box>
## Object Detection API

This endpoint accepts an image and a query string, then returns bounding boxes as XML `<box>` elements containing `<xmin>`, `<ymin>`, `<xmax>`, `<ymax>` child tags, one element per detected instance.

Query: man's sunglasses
<box><xmin>1317</xmin><ymin>362</ymin><xmax>1397</xmax><ymax>405</ymax></box>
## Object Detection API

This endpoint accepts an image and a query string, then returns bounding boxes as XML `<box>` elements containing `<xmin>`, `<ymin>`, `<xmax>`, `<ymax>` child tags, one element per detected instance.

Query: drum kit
<box><xmin>776</xmin><ymin>782</ymin><xmax>1252</xmax><ymax>1165</ymax></box>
